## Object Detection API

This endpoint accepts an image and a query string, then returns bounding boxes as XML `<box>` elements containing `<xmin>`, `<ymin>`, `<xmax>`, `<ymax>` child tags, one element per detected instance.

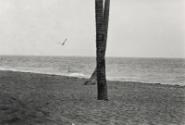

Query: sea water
<box><xmin>0</xmin><ymin>56</ymin><xmax>184</xmax><ymax>85</ymax></box>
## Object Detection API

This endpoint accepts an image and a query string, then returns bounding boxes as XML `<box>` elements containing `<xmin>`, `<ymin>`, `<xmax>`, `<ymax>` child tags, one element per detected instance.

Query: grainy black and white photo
<box><xmin>0</xmin><ymin>0</ymin><xmax>185</xmax><ymax>125</ymax></box>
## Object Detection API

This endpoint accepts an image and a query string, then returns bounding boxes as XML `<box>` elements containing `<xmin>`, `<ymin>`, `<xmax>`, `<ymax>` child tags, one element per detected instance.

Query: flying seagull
<box><xmin>60</xmin><ymin>38</ymin><xmax>68</xmax><ymax>46</ymax></box>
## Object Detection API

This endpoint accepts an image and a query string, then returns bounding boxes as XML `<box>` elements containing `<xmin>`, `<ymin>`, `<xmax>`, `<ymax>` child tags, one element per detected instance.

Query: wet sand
<box><xmin>0</xmin><ymin>70</ymin><xmax>185</xmax><ymax>125</ymax></box>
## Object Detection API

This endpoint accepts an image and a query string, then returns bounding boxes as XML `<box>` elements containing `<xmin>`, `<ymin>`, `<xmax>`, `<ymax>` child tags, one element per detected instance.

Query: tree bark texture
<box><xmin>95</xmin><ymin>0</ymin><xmax>110</xmax><ymax>100</ymax></box>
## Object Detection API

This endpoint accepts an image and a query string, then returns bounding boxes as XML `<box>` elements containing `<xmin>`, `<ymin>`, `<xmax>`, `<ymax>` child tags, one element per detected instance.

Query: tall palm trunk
<box><xmin>95</xmin><ymin>0</ymin><xmax>110</xmax><ymax>100</ymax></box>
<box><xmin>84</xmin><ymin>0</ymin><xmax>110</xmax><ymax>86</ymax></box>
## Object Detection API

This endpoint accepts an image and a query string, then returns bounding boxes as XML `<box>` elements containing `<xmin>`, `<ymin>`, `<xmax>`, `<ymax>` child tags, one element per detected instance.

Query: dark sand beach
<box><xmin>0</xmin><ymin>70</ymin><xmax>185</xmax><ymax>125</ymax></box>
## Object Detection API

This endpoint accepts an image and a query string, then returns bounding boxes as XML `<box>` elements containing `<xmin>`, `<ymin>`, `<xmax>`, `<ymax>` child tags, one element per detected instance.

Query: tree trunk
<box><xmin>84</xmin><ymin>67</ymin><xmax>97</xmax><ymax>85</ymax></box>
<box><xmin>96</xmin><ymin>0</ymin><xmax>110</xmax><ymax>100</ymax></box>
<box><xmin>84</xmin><ymin>0</ymin><xmax>110</xmax><ymax>87</ymax></box>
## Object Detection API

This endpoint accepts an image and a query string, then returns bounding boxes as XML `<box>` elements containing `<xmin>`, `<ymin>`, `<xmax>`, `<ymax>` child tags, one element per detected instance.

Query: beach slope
<box><xmin>0</xmin><ymin>71</ymin><xmax>185</xmax><ymax>125</ymax></box>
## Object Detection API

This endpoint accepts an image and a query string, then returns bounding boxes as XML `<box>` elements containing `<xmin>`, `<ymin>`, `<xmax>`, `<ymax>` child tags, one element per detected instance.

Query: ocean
<box><xmin>0</xmin><ymin>56</ymin><xmax>184</xmax><ymax>86</ymax></box>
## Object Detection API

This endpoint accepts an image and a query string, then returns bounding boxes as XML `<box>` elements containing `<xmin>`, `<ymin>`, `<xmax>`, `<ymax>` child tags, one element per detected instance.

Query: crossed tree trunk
<box><xmin>85</xmin><ymin>0</ymin><xmax>110</xmax><ymax>100</ymax></box>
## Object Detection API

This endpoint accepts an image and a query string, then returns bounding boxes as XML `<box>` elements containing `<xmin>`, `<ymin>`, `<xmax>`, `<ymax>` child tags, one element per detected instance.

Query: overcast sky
<box><xmin>0</xmin><ymin>0</ymin><xmax>185</xmax><ymax>58</ymax></box>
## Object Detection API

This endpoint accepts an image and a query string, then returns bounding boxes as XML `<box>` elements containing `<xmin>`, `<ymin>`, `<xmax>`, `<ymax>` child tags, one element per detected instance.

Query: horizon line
<box><xmin>0</xmin><ymin>54</ymin><xmax>184</xmax><ymax>59</ymax></box>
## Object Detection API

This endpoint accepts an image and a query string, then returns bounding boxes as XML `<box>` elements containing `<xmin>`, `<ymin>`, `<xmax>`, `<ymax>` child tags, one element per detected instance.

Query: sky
<box><xmin>0</xmin><ymin>0</ymin><xmax>185</xmax><ymax>58</ymax></box>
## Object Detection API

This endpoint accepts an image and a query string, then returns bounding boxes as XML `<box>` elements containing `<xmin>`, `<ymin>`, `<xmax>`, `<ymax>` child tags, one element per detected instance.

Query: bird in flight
<box><xmin>59</xmin><ymin>38</ymin><xmax>68</xmax><ymax>46</ymax></box>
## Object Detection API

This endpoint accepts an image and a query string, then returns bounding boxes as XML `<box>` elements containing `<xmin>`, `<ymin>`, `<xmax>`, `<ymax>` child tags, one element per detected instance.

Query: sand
<box><xmin>0</xmin><ymin>70</ymin><xmax>185</xmax><ymax>125</ymax></box>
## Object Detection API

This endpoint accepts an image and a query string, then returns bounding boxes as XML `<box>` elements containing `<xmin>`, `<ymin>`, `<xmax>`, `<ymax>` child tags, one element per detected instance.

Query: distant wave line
<box><xmin>0</xmin><ymin>67</ymin><xmax>184</xmax><ymax>86</ymax></box>
<box><xmin>0</xmin><ymin>67</ymin><xmax>134</xmax><ymax>82</ymax></box>
<box><xmin>0</xmin><ymin>67</ymin><xmax>88</xmax><ymax>79</ymax></box>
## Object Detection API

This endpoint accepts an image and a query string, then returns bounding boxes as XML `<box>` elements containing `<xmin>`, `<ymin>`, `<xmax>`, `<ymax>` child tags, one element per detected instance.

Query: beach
<box><xmin>0</xmin><ymin>70</ymin><xmax>184</xmax><ymax>125</ymax></box>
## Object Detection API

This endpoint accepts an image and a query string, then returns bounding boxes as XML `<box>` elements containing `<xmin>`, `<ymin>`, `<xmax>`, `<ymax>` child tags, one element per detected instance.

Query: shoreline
<box><xmin>0</xmin><ymin>69</ymin><xmax>184</xmax><ymax>88</ymax></box>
